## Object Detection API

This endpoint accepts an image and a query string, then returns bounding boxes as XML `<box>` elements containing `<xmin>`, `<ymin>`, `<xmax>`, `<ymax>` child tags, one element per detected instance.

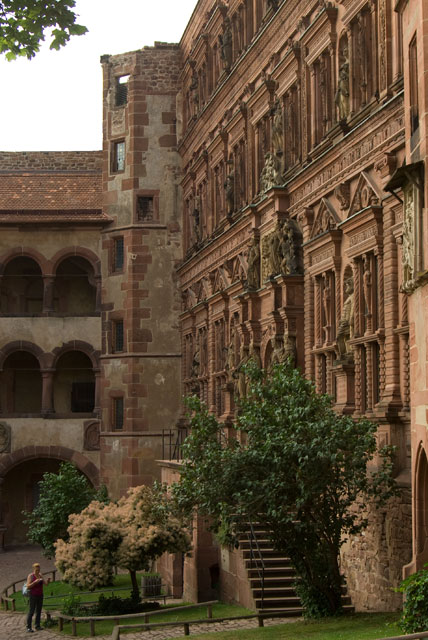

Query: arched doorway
<box><xmin>0</xmin><ymin>257</ymin><xmax>43</xmax><ymax>314</ymax></box>
<box><xmin>54</xmin><ymin>257</ymin><xmax>96</xmax><ymax>314</ymax></box>
<box><xmin>0</xmin><ymin>351</ymin><xmax>42</xmax><ymax>415</ymax></box>
<box><xmin>53</xmin><ymin>351</ymin><xmax>95</xmax><ymax>415</ymax></box>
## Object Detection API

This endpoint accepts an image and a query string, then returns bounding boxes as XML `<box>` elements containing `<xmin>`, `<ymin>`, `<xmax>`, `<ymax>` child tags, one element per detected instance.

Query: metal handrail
<box><xmin>246</xmin><ymin>520</ymin><xmax>265</xmax><ymax>610</ymax></box>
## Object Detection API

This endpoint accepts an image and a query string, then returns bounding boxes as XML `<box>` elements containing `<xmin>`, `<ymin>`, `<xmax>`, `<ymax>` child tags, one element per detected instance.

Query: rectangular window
<box><xmin>115</xmin><ymin>75</ymin><xmax>130</xmax><ymax>107</ymax></box>
<box><xmin>71</xmin><ymin>382</ymin><xmax>95</xmax><ymax>413</ymax></box>
<box><xmin>112</xmin><ymin>397</ymin><xmax>124</xmax><ymax>430</ymax></box>
<box><xmin>409</xmin><ymin>35</ymin><xmax>419</xmax><ymax>135</ymax></box>
<box><xmin>113</xmin><ymin>320</ymin><xmax>124</xmax><ymax>353</ymax></box>
<box><xmin>113</xmin><ymin>237</ymin><xmax>124</xmax><ymax>271</ymax></box>
<box><xmin>112</xmin><ymin>141</ymin><xmax>125</xmax><ymax>172</ymax></box>
<box><xmin>137</xmin><ymin>196</ymin><xmax>154</xmax><ymax>222</ymax></box>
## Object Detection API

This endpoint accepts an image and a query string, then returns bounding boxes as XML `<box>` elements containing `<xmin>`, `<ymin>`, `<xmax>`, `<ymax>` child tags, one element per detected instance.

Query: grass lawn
<box><xmin>185</xmin><ymin>613</ymin><xmax>402</xmax><ymax>640</ymax></box>
<box><xmin>58</xmin><ymin>602</ymin><xmax>252</xmax><ymax>636</ymax></box>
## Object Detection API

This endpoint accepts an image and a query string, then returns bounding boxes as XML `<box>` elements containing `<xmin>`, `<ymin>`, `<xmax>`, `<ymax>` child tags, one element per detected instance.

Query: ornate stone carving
<box><xmin>262</xmin><ymin>219</ymin><xmax>302</xmax><ymax>279</ymax></box>
<box><xmin>260</xmin><ymin>152</ymin><xmax>282</xmax><ymax>192</ymax></box>
<box><xmin>269</xmin><ymin>335</ymin><xmax>296</xmax><ymax>368</ymax></box>
<box><xmin>334</xmin><ymin>182</ymin><xmax>351</xmax><ymax>211</ymax></box>
<box><xmin>225</xmin><ymin>327</ymin><xmax>236</xmax><ymax>383</ymax></box>
<box><xmin>310</xmin><ymin>198</ymin><xmax>339</xmax><ymax>239</ymax></box>
<box><xmin>348</xmin><ymin>171</ymin><xmax>382</xmax><ymax>217</ymax></box>
<box><xmin>84</xmin><ymin>421</ymin><xmax>100</xmax><ymax>451</ymax></box>
<box><xmin>192</xmin><ymin>196</ymin><xmax>201</xmax><ymax>244</ymax></box>
<box><xmin>336</xmin><ymin>276</ymin><xmax>354</xmax><ymax>358</ymax></box>
<box><xmin>0</xmin><ymin>422</ymin><xmax>11</xmax><ymax>454</ymax></box>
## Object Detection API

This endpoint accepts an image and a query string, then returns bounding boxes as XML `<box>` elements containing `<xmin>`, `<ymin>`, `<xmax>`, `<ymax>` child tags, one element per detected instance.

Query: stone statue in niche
<box><xmin>200</xmin><ymin>330</ymin><xmax>208</xmax><ymax>375</ymax></box>
<box><xmin>260</xmin><ymin>152</ymin><xmax>282</xmax><ymax>192</ymax></box>
<box><xmin>225</xmin><ymin>327</ymin><xmax>236</xmax><ymax>383</ymax></box>
<box><xmin>269</xmin><ymin>336</ymin><xmax>286</xmax><ymax>369</ymax></box>
<box><xmin>0</xmin><ymin>422</ymin><xmax>11</xmax><ymax>453</ymax></box>
<box><xmin>362</xmin><ymin>254</ymin><xmax>373</xmax><ymax>319</ymax></box>
<box><xmin>224</xmin><ymin>172</ymin><xmax>235</xmax><ymax>215</ymax></box>
<box><xmin>280</xmin><ymin>219</ymin><xmax>301</xmax><ymax>275</ymax></box>
<box><xmin>271</xmin><ymin>98</ymin><xmax>284</xmax><ymax>156</ymax></box>
<box><xmin>84</xmin><ymin>421</ymin><xmax>100</xmax><ymax>451</ymax></box>
<box><xmin>336</xmin><ymin>276</ymin><xmax>355</xmax><ymax>358</ymax></box>
<box><xmin>335</xmin><ymin>45</ymin><xmax>350</xmax><ymax>121</ymax></box>
<box><xmin>191</xmin><ymin>347</ymin><xmax>200</xmax><ymax>378</ymax></box>
<box><xmin>267</xmin><ymin>221</ymin><xmax>283</xmax><ymax>276</ymax></box>
<box><xmin>245</xmin><ymin>341</ymin><xmax>261</xmax><ymax>396</ymax></box>
<box><xmin>402</xmin><ymin>184</ymin><xmax>415</xmax><ymax>286</ymax></box>
<box><xmin>322</xmin><ymin>274</ymin><xmax>332</xmax><ymax>342</ymax></box>
<box><xmin>234</xmin><ymin>344</ymin><xmax>249</xmax><ymax>399</ymax></box>
<box><xmin>246</xmin><ymin>237</ymin><xmax>260</xmax><ymax>290</ymax></box>
<box><xmin>219</xmin><ymin>17</ymin><xmax>233</xmax><ymax>72</ymax></box>
<box><xmin>190</xmin><ymin>71</ymin><xmax>199</xmax><ymax>115</ymax></box>
<box><xmin>192</xmin><ymin>196</ymin><xmax>201</xmax><ymax>244</ymax></box>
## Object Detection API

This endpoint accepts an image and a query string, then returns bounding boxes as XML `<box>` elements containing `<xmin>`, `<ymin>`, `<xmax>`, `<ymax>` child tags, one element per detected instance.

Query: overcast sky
<box><xmin>0</xmin><ymin>0</ymin><xmax>197</xmax><ymax>152</ymax></box>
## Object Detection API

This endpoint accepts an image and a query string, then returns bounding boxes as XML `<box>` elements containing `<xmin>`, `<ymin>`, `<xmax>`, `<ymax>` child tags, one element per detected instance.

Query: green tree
<box><xmin>173</xmin><ymin>360</ymin><xmax>398</xmax><ymax>617</ymax></box>
<box><xmin>24</xmin><ymin>461</ymin><xmax>107</xmax><ymax>557</ymax></box>
<box><xmin>0</xmin><ymin>1</ymin><xmax>87</xmax><ymax>60</ymax></box>
<box><xmin>55</xmin><ymin>484</ymin><xmax>191</xmax><ymax>598</ymax></box>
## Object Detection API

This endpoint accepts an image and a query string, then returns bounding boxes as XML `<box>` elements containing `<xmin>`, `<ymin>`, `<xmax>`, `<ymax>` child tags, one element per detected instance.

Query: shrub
<box><xmin>91</xmin><ymin>594</ymin><xmax>160</xmax><ymax>616</ymax></box>
<box><xmin>61</xmin><ymin>594</ymin><xmax>85</xmax><ymax>616</ymax></box>
<box><xmin>397</xmin><ymin>567</ymin><xmax>428</xmax><ymax>633</ymax></box>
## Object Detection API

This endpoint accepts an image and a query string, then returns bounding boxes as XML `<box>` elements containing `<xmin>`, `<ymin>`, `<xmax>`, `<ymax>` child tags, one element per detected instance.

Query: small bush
<box><xmin>61</xmin><ymin>594</ymin><xmax>85</xmax><ymax>616</ymax></box>
<box><xmin>397</xmin><ymin>566</ymin><xmax>428</xmax><ymax>633</ymax></box>
<box><xmin>91</xmin><ymin>594</ymin><xmax>160</xmax><ymax>616</ymax></box>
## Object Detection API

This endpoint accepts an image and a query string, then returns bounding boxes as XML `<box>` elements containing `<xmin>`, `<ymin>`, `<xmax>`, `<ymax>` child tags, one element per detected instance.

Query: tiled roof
<box><xmin>0</xmin><ymin>174</ymin><xmax>102</xmax><ymax>210</ymax></box>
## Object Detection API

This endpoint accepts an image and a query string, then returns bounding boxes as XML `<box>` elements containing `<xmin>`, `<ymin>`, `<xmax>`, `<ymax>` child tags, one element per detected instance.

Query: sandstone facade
<box><xmin>0</xmin><ymin>0</ymin><xmax>427</xmax><ymax>615</ymax></box>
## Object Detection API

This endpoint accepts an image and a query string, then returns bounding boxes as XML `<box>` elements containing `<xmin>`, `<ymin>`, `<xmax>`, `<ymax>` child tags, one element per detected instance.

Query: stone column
<box><xmin>41</xmin><ymin>370</ymin><xmax>54</xmax><ymax>416</ymax></box>
<box><xmin>42</xmin><ymin>276</ymin><xmax>55</xmax><ymax>313</ymax></box>
<box><xmin>310</xmin><ymin>63</ymin><xmax>317</xmax><ymax>148</ymax></box>
<box><xmin>93</xmin><ymin>369</ymin><xmax>101</xmax><ymax>417</ymax></box>
<box><xmin>95</xmin><ymin>276</ymin><xmax>102</xmax><ymax>312</ymax></box>
<box><xmin>0</xmin><ymin>477</ymin><xmax>6</xmax><ymax>551</ymax></box>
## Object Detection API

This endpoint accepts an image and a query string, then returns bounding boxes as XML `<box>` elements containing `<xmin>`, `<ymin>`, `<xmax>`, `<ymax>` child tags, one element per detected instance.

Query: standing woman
<box><xmin>26</xmin><ymin>563</ymin><xmax>50</xmax><ymax>632</ymax></box>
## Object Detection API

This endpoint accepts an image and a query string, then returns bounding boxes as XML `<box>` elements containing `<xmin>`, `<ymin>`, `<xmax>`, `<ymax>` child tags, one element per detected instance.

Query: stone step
<box><xmin>249</xmin><ymin>576</ymin><xmax>296</xmax><ymax>588</ymax></box>
<box><xmin>247</xmin><ymin>566</ymin><xmax>296</xmax><ymax>578</ymax></box>
<box><xmin>243</xmin><ymin>548</ymin><xmax>291</xmax><ymax>560</ymax></box>
<box><xmin>255</xmin><ymin>596</ymin><xmax>301</xmax><ymax>609</ymax></box>
<box><xmin>245</xmin><ymin>556</ymin><xmax>293</xmax><ymax>568</ymax></box>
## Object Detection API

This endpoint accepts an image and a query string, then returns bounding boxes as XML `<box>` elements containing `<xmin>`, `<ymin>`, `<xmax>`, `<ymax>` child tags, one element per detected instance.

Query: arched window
<box><xmin>0</xmin><ymin>351</ymin><xmax>42</xmax><ymax>414</ymax></box>
<box><xmin>54</xmin><ymin>257</ymin><xmax>96</xmax><ymax>314</ymax></box>
<box><xmin>0</xmin><ymin>257</ymin><xmax>43</xmax><ymax>314</ymax></box>
<box><xmin>53</xmin><ymin>351</ymin><xmax>95</xmax><ymax>414</ymax></box>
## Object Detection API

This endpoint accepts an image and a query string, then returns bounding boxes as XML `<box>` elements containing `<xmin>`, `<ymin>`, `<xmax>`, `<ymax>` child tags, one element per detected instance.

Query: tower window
<box><xmin>113</xmin><ymin>320</ymin><xmax>124</xmax><ymax>353</ymax></box>
<box><xmin>115</xmin><ymin>75</ymin><xmax>130</xmax><ymax>106</ymax></box>
<box><xmin>112</xmin><ymin>141</ymin><xmax>125</xmax><ymax>172</ymax></box>
<box><xmin>137</xmin><ymin>196</ymin><xmax>154</xmax><ymax>222</ymax></box>
<box><xmin>112</xmin><ymin>397</ymin><xmax>124</xmax><ymax>430</ymax></box>
<box><xmin>113</xmin><ymin>237</ymin><xmax>124</xmax><ymax>271</ymax></box>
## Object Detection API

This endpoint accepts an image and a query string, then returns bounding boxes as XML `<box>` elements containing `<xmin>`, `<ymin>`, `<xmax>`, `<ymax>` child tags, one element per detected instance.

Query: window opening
<box><xmin>137</xmin><ymin>196</ymin><xmax>154</xmax><ymax>222</ymax></box>
<box><xmin>113</xmin><ymin>237</ymin><xmax>124</xmax><ymax>271</ymax></box>
<box><xmin>71</xmin><ymin>382</ymin><xmax>95</xmax><ymax>412</ymax></box>
<box><xmin>113</xmin><ymin>397</ymin><xmax>124</xmax><ymax>430</ymax></box>
<box><xmin>112</xmin><ymin>141</ymin><xmax>125</xmax><ymax>172</ymax></box>
<box><xmin>115</xmin><ymin>75</ymin><xmax>130</xmax><ymax>106</ymax></box>
<box><xmin>409</xmin><ymin>35</ymin><xmax>419</xmax><ymax>135</ymax></box>
<box><xmin>113</xmin><ymin>320</ymin><xmax>124</xmax><ymax>353</ymax></box>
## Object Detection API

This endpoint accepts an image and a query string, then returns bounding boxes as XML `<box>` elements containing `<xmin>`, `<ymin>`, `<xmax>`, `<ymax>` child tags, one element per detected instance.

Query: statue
<box><xmin>219</xmin><ymin>18</ymin><xmax>233</xmax><ymax>71</ymax></box>
<box><xmin>270</xmin><ymin>336</ymin><xmax>286</xmax><ymax>369</ymax></box>
<box><xmin>192</xmin><ymin>196</ymin><xmax>201</xmax><ymax>243</ymax></box>
<box><xmin>279</xmin><ymin>220</ymin><xmax>300</xmax><ymax>274</ymax></box>
<box><xmin>335</xmin><ymin>46</ymin><xmax>350</xmax><ymax>120</ymax></box>
<box><xmin>362</xmin><ymin>254</ymin><xmax>372</xmax><ymax>319</ymax></box>
<box><xmin>336</xmin><ymin>276</ymin><xmax>354</xmax><ymax>358</ymax></box>
<box><xmin>246</xmin><ymin>237</ymin><xmax>260</xmax><ymax>289</ymax></box>
<box><xmin>260</xmin><ymin>152</ymin><xmax>282</xmax><ymax>192</ymax></box>
<box><xmin>268</xmin><ymin>220</ymin><xmax>283</xmax><ymax>276</ymax></box>
<box><xmin>234</xmin><ymin>344</ymin><xmax>249</xmax><ymax>399</ymax></box>
<box><xmin>246</xmin><ymin>341</ymin><xmax>261</xmax><ymax>396</ymax></box>
<box><xmin>225</xmin><ymin>328</ymin><xmax>236</xmax><ymax>383</ymax></box>
<box><xmin>224</xmin><ymin>172</ymin><xmax>235</xmax><ymax>215</ymax></box>
<box><xmin>191</xmin><ymin>348</ymin><xmax>200</xmax><ymax>378</ymax></box>
<box><xmin>190</xmin><ymin>71</ymin><xmax>199</xmax><ymax>116</ymax></box>
<box><xmin>271</xmin><ymin>99</ymin><xmax>284</xmax><ymax>156</ymax></box>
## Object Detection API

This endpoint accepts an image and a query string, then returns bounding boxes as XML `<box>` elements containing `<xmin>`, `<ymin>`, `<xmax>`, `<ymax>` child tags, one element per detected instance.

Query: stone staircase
<box><xmin>240</xmin><ymin>524</ymin><xmax>353</xmax><ymax>614</ymax></box>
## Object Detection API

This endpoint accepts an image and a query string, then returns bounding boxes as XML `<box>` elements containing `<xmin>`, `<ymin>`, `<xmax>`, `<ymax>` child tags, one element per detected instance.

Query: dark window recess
<box><xmin>409</xmin><ymin>36</ymin><xmax>419</xmax><ymax>135</ymax></box>
<box><xmin>113</xmin><ymin>320</ymin><xmax>124</xmax><ymax>352</ymax></box>
<box><xmin>115</xmin><ymin>75</ymin><xmax>130</xmax><ymax>106</ymax></box>
<box><xmin>113</xmin><ymin>141</ymin><xmax>125</xmax><ymax>172</ymax></box>
<box><xmin>137</xmin><ymin>196</ymin><xmax>154</xmax><ymax>222</ymax></box>
<box><xmin>71</xmin><ymin>382</ymin><xmax>95</xmax><ymax>413</ymax></box>
<box><xmin>113</xmin><ymin>237</ymin><xmax>124</xmax><ymax>271</ymax></box>
<box><xmin>113</xmin><ymin>397</ymin><xmax>124</xmax><ymax>430</ymax></box>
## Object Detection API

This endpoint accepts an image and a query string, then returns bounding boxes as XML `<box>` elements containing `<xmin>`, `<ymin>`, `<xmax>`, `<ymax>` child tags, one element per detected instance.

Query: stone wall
<box><xmin>341</xmin><ymin>491</ymin><xmax>412</xmax><ymax>611</ymax></box>
<box><xmin>0</xmin><ymin>151</ymin><xmax>102</xmax><ymax>172</ymax></box>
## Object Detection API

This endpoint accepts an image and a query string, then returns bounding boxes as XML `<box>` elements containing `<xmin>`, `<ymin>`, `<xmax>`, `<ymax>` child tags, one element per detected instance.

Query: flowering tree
<box><xmin>55</xmin><ymin>484</ymin><xmax>191</xmax><ymax>597</ymax></box>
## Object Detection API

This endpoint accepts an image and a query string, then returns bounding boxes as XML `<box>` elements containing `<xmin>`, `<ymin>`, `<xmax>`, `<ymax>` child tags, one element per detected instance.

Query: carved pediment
<box><xmin>212</xmin><ymin>267</ymin><xmax>230</xmax><ymax>293</ymax></box>
<box><xmin>348</xmin><ymin>171</ymin><xmax>382</xmax><ymax>217</ymax></box>
<box><xmin>310</xmin><ymin>198</ymin><xmax>340</xmax><ymax>239</ymax></box>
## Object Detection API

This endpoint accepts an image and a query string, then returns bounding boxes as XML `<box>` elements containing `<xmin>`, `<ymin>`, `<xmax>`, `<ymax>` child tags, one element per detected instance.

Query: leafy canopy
<box><xmin>23</xmin><ymin>461</ymin><xmax>108</xmax><ymax>558</ymax></box>
<box><xmin>0</xmin><ymin>1</ymin><xmax>87</xmax><ymax>60</ymax></box>
<box><xmin>55</xmin><ymin>484</ymin><xmax>191</xmax><ymax>597</ymax></box>
<box><xmin>173</xmin><ymin>360</ymin><xmax>398</xmax><ymax>616</ymax></box>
